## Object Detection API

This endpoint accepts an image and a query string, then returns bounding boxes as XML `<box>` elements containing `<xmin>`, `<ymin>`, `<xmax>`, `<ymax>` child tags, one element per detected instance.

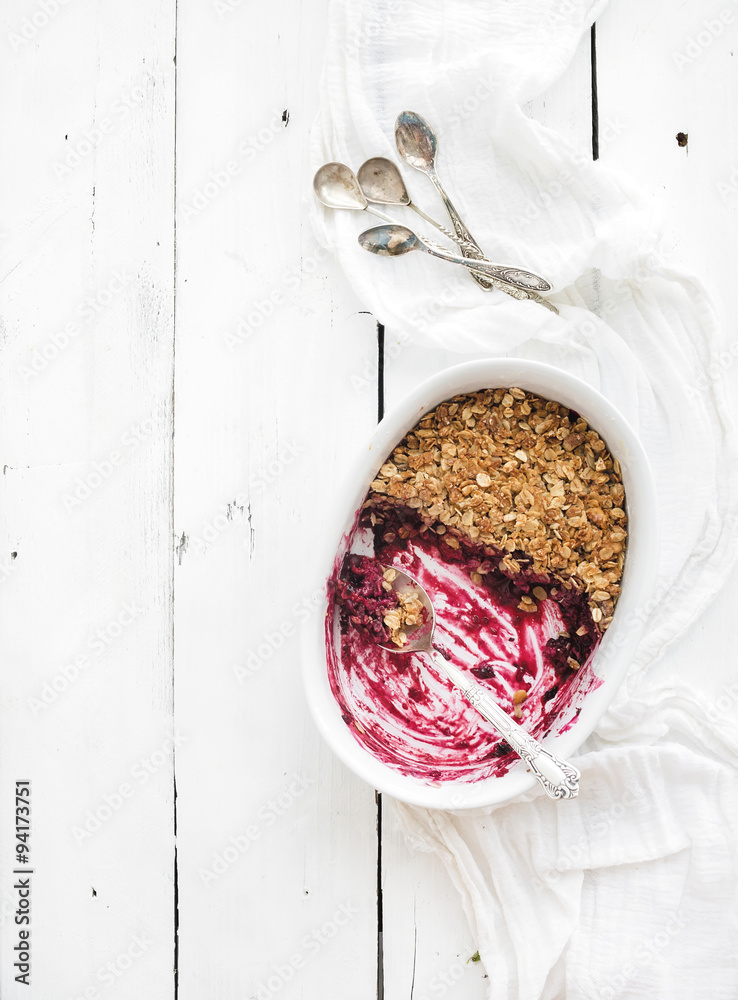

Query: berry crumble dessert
<box><xmin>327</xmin><ymin>388</ymin><xmax>627</xmax><ymax>784</ymax></box>
<box><xmin>333</xmin><ymin>556</ymin><xmax>426</xmax><ymax>648</ymax></box>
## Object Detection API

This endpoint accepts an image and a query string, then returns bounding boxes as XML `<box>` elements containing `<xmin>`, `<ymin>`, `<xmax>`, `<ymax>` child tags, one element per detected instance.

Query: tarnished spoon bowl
<box><xmin>313</xmin><ymin>162</ymin><xmax>368</xmax><ymax>211</ymax></box>
<box><xmin>395</xmin><ymin>110</ymin><xmax>438</xmax><ymax>173</ymax></box>
<box><xmin>357</xmin><ymin>156</ymin><xmax>411</xmax><ymax>206</ymax></box>
<box><xmin>358</xmin><ymin>223</ymin><xmax>418</xmax><ymax>257</ymax></box>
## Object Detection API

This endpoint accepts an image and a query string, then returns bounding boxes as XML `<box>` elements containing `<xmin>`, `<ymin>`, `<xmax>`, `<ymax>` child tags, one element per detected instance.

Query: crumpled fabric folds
<box><xmin>310</xmin><ymin>2</ymin><xmax>738</xmax><ymax>996</ymax></box>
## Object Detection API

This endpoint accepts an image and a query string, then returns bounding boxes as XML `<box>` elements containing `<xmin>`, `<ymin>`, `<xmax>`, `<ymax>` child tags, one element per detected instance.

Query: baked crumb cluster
<box><xmin>365</xmin><ymin>388</ymin><xmax>627</xmax><ymax>629</ymax></box>
<box><xmin>380</xmin><ymin>567</ymin><xmax>425</xmax><ymax>647</ymax></box>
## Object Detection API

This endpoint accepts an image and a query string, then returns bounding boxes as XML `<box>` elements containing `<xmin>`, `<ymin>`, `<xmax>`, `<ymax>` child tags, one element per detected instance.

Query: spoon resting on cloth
<box><xmin>315</xmin><ymin>160</ymin><xmax>485</xmax><ymax>258</ymax></box>
<box><xmin>359</xmin><ymin>224</ymin><xmax>558</xmax><ymax>311</ymax></box>
<box><xmin>395</xmin><ymin>110</ymin><xmax>499</xmax><ymax>292</ymax></box>
<box><xmin>380</xmin><ymin>567</ymin><xmax>580</xmax><ymax>800</ymax></box>
<box><xmin>313</xmin><ymin>161</ymin><xmax>399</xmax><ymax>224</ymax></box>
<box><xmin>315</xmin><ymin>162</ymin><xmax>556</xmax><ymax>309</ymax></box>
<box><xmin>357</xmin><ymin>156</ymin><xmax>482</xmax><ymax>255</ymax></box>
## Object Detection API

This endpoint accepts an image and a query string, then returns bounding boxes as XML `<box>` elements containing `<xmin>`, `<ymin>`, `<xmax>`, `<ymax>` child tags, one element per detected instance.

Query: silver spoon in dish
<box><xmin>395</xmin><ymin>110</ymin><xmax>497</xmax><ymax>291</ymax></box>
<box><xmin>359</xmin><ymin>223</ymin><xmax>557</xmax><ymax>310</ymax></box>
<box><xmin>380</xmin><ymin>566</ymin><xmax>580</xmax><ymax>800</ymax></box>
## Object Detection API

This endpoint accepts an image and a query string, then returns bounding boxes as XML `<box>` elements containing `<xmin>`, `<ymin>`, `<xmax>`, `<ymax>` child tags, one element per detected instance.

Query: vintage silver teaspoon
<box><xmin>313</xmin><ymin>162</ymin><xmax>398</xmax><ymax>224</ymax></box>
<box><xmin>359</xmin><ymin>224</ymin><xmax>557</xmax><ymax>310</ymax></box>
<box><xmin>357</xmin><ymin>156</ymin><xmax>479</xmax><ymax>253</ymax></box>
<box><xmin>380</xmin><ymin>566</ymin><xmax>580</xmax><ymax>800</ymax></box>
<box><xmin>395</xmin><ymin>110</ymin><xmax>497</xmax><ymax>292</ymax></box>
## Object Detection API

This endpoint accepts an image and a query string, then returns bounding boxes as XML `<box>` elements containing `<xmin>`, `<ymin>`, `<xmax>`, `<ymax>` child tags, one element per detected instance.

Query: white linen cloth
<box><xmin>310</xmin><ymin>2</ymin><xmax>738</xmax><ymax>996</ymax></box>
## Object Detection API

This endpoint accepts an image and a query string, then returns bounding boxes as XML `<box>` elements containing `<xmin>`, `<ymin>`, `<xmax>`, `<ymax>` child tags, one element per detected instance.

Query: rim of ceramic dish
<box><xmin>301</xmin><ymin>359</ymin><xmax>660</xmax><ymax>810</ymax></box>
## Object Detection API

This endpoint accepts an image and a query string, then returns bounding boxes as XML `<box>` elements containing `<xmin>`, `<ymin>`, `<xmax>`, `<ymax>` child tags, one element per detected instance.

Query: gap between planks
<box><xmin>370</xmin><ymin>25</ymin><xmax>600</xmax><ymax>991</ymax></box>
<box><xmin>376</xmin><ymin>321</ymin><xmax>386</xmax><ymax>1000</ymax></box>
<box><xmin>172</xmin><ymin>0</ymin><xmax>181</xmax><ymax>997</ymax></box>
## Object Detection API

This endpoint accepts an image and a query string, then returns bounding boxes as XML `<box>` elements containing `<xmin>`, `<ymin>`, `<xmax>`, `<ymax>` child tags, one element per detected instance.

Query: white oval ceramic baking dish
<box><xmin>302</xmin><ymin>359</ymin><xmax>659</xmax><ymax>809</ymax></box>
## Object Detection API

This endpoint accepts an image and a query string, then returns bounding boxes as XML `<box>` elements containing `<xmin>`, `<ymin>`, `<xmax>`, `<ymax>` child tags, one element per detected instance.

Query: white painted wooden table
<box><xmin>1</xmin><ymin>2</ymin><xmax>736</xmax><ymax>997</ymax></box>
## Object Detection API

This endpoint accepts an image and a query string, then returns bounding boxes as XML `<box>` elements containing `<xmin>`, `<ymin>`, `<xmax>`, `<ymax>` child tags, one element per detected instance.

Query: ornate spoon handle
<box><xmin>419</xmin><ymin>234</ymin><xmax>550</xmax><ymax>293</ymax></box>
<box><xmin>418</xmin><ymin>236</ymin><xmax>558</xmax><ymax>313</ymax></box>
<box><xmin>429</xmin><ymin>650</ymin><xmax>580</xmax><ymax>799</ymax></box>
<box><xmin>409</xmin><ymin>204</ymin><xmax>483</xmax><ymax>256</ymax></box>
<box><xmin>362</xmin><ymin>208</ymin><xmax>557</xmax><ymax>311</ymax></box>
<box><xmin>370</xmin><ymin>203</ymin><xmax>518</xmax><ymax>267</ymax></box>
<box><xmin>418</xmin><ymin>237</ymin><xmax>557</xmax><ymax>313</ymax></box>
<box><xmin>427</xmin><ymin>168</ymin><xmax>497</xmax><ymax>291</ymax></box>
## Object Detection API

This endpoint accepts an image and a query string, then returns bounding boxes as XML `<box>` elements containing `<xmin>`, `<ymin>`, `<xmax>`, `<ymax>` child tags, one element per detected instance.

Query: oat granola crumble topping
<box><xmin>381</xmin><ymin>568</ymin><xmax>426</xmax><ymax>647</ymax></box>
<box><xmin>364</xmin><ymin>388</ymin><xmax>627</xmax><ymax>629</ymax></box>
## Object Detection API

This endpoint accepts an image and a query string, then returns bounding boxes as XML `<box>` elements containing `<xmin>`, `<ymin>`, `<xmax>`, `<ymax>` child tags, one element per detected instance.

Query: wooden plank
<box><xmin>524</xmin><ymin>28</ymin><xmax>595</xmax><ymax>155</ymax></box>
<box><xmin>172</xmin><ymin>2</ymin><xmax>380</xmax><ymax>997</ymax></box>
<box><xmin>0</xmin><ymin>2</ymin><xmax>176</xmax><ymax>997</ymax></box>
<box><xmin>379</xmin><ymin>30</ymin><xmax>595</xmax><ymax>1000</ymax></box>
<box><xmin>594</xmin><ymin>2</ymin><xmax>738</xmax><ymax>735</ymax></box>
<box><xmin>596</xmin><ymin>0</ymin><xmax>738</xmax><ymax>308</ymax></box>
